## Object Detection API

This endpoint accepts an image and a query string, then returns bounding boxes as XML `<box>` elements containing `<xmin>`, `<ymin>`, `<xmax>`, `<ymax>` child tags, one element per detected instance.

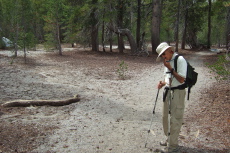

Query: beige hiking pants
<box><xmin>162</xmin><ymin>89</ymin><xmax>186</xmax><ymax>149</ymax></box>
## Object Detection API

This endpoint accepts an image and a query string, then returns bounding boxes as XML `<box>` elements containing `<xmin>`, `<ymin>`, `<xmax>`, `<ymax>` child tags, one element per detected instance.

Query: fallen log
<box><xmin>1</xmin><ymin>95</ymin><xmax>80</xmax><ymax>107</ymax></box>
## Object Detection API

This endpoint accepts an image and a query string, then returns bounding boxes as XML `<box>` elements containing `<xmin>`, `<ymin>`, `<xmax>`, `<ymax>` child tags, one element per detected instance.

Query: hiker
<box><xmin>156</xmin><ymin>42</ymin><xmax>187</xmax><ymax>153</ymax></box>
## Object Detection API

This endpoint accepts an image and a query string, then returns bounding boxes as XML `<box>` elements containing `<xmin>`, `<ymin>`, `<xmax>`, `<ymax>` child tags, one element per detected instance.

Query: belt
<box><xmin>165</xmin><ymin>84</ymin><xmax>186</xmax><ymax>90</ymax></box>
<box><xmin>163</xmin><ymin>85</ymin><xmax>186</xmax><ymax>102</ymax></box>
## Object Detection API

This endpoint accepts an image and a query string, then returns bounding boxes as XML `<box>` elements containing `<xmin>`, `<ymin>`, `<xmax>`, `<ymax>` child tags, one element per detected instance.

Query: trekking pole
<box><xmin>167</xmin><ymin>77</ymin><xmax>172</xmax><ymax>148</ymax></box>
<box><xmin>152</xmin><ymin>89</ymin><xmax>159</xmax><ymax>114</ymax></box>
<box><xmin>145</xmin><ymin>89</ymin><xmax>160</xmax><ymax>148</ymax></box>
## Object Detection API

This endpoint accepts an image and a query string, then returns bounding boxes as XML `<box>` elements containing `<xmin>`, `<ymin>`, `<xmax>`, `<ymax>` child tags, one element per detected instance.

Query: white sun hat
<box><xmin>156</xmin><ymin>42</ymin><xmax>174</xmax><ymax>61</ymax></box>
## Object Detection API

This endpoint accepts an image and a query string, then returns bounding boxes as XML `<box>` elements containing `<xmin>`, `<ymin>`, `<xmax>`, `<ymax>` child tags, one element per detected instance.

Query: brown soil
<box><xmin>180</xmin><ymin>51</ymin><xmax>230</xmax><ymax>153</ymax></box>
<box><xmin>0</xmin><ymin>46</ymin><xmax>229</xmax><ymax>153</ymax></box>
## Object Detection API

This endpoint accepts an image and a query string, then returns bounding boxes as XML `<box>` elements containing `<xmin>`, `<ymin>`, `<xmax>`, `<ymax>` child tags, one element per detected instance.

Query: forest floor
<box><xmin>0</xmin><ymin>45</ymin><xmax>229</xmax><ymax>153</ymax></box>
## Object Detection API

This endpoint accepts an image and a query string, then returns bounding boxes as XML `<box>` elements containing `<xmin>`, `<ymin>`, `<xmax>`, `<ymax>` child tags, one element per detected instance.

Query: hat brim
<box><xmin>156</xmin><ymin>46</ymin><xmax>173</xmax><ymax>62</ymax></box>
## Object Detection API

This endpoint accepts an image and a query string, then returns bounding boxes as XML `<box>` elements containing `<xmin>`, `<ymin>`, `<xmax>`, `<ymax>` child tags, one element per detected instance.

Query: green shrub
<box><xmin>207</xmin><ymin>54</ymin><xmax>230</xmax><ymax>81</ymax></box>
<box><xmin>0</xmin><ymin>38</ymin><xmax>6</xmax><ymax>49</ymax></box>
<box><xmin>117</xmin><ymin>60</ymin><xmax>128</xmax><ymax>80</ymax></box>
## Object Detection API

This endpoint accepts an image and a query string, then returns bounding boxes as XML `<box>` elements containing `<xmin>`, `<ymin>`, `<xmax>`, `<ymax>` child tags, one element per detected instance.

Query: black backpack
<box><xmin>174</xmin><ymin>55</ymin><xmax>198</xmax><ymax>100</ymax></box>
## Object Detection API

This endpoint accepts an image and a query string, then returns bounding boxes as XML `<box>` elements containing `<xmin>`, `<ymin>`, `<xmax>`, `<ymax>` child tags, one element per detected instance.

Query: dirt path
<box><xmin>0</xmin><ymin>49</ymin><xmax>228</xmax><ymax>153</ymax></box>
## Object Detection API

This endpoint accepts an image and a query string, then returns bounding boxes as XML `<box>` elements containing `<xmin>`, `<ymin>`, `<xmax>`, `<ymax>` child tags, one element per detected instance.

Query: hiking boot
<box><xmin>160</xmin><ymin>147</ymin><xmax>168</xmax><ymax>153</ymax></box>
<box><xmin>160</xmin><ymin>147</ymin><xmax>180</xmax><ymax>153</ymax></box>
<box><xmin>160</xmin><ymin>140</ymin><xmax>167</xmax><ymax>146</ymax></box>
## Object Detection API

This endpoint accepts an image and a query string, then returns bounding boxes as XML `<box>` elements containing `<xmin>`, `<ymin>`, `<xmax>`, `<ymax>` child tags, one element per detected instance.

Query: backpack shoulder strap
<box><xmin>174</xmin><ymin>55</ymin><xmax>190</xmax><ymax>100</ymax></box>
<box><xmin>174</xmin><ymin>55</ymin><xmax>180</xmax><ymax>72</ymax></box>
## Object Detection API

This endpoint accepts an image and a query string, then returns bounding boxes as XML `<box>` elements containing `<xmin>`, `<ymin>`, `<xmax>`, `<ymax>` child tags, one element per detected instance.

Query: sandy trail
<box><xmin>0</xmin><ymin>49</ymin><xmax>218</xmax><ymax>153</ymax></box>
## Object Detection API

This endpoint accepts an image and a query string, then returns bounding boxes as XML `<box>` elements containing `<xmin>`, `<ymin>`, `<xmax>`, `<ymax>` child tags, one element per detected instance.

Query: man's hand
<box><xmin>158</xmin><ymin>81</ymin><xmax>166</xmax><ymax>89</ymax></box>
<box><xmin>163</xmin><ymin>58</ymin><xmax>185</xmax><ymax>84</ymax></box>
<box><xmin>163</xmin><ymin>59</ymin><xmax>172</xmax><ymax>70</ymax></box>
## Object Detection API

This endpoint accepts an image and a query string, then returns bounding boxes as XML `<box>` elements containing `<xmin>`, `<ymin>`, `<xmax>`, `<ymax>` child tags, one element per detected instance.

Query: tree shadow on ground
<box><xmin>179</xmin><ymin>146</ymin><xmax>229</xmax><ymax>153</ymax></box>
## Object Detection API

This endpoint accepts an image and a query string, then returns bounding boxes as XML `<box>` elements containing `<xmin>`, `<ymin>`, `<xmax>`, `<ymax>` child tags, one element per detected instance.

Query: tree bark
<box><xmin>102</xmin><ymin>9</ymin><xmax>106</xmax><ymax>52</ymax></box>
<box><xmin>13</xmin><ymin>0</ymin><xmax>19</xmax><ymax>57</ymax></box>
<box><xmin>108</xmin><ymin>25</ymin><xmax>137</xmax><ymax>54</ymax></box>
<box><xmin>175</xmin><ymin>0</ymin><xmax>181</xmax><ymax>52</ymax></box>
<box><xmin>56</xmin><ymin>22</ymin><xmax>62</xmax><ymax>55</ymax></box>
<box><xmin>207</xmin><ymin>0</ymin><xmax>211</xmax><ymax>49</ymax></box>
<box><xmin>2</xmin><ymin>95</ymin><xmax>80</xmax><ymax>107</ymax></box>
<box><xmin>91</xmin><ymin>0</ymin><xmax>99</xmax><ymax>52</ymax></box>
<box><xmin>91</xmin><ymin>24</ymin><xmax>99</xmax><ymax>52</ymax></box>
<box><xmin>226</xmin><ymin>6</ymin><xmax>230</xmax><ymax>49</ymax></box>
<box><xmin>117</xmin><ymin>0</ymin><xmax>125</xmax><ymax>53</ymax></box>
<box><xmin>151</xmin><ymin>0</ymin><xmax>161</xmax><ymax>54</ymax></box>
<box><xmin>136</xmin><ymin>0</ymin><xmax>141</xmax><ymax>49</ymax></box>
<box><xmin>109</xmin><ymin>30</ymin><xmax>113</xmax><ymax>52</ymax></box>
<box><xmin>181</xmin><ymin>0</ymin><xmax>188</xmax><ymax>49</ymax></box>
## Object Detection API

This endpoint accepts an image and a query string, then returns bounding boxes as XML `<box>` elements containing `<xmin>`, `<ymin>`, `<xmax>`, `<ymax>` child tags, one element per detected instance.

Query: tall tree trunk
<box><xmin>57</xmin><ymin>23</ymin><xmax>62</xmax><ymax>55</ymax></box>
<box><xmin>91</xmin><ymin>24</ymin><xmax>99</xmax><ymax>52</ymax></box>
<box><xmin>181</xmin><ymin>0</ymin><xmax>188</xmax><ymax>49</ymax></box>
<box><xmin>118</xmin><ymin>36</ymin><xmax>124</xmax><ymax>53</ymax></box>
<box><xmin>226</xmin><ymin>5</ymin><xmax>230</xmax><ymax>49</ymax></box>
<box><xmin>151</xmin><ymin>0</ymin><xmax>161</xmax><ymax>54</ymax></box>
<box><xmin>13</xmin><ymin>0</ymin><xmax>19</xmax><ymax>57</ymax></box>
<box><xmin>175</xmin><ymin>0</ymin><xmax>181</xmax><ymax>52</ymax></box>
<box><xmin>108</xmin><ymin>20</ymin><xmax>113</xmax><ymax>52</ymax></box>
<box><xmin>109</xmin><ymin>28</ymin><xmax>113</xmax><ymax>52</ymax></box>
<box><xmin>117</xmin><ymin>0</ymin><xmax>124</xmax><ymax>53</ymax></box>
<box><xmin>136</xmin><ymin>0</ymin><xmax>141</xmax><ymax>49</ymax></box>
<box><xmin>91</xmin><ymin>0</ymin><xmax>99</xmax><ymax>52</ymax></box>
<box><xmin>23</xmin><ymin>37</ymin><xmax>27</xmax><ymax>63</ymax></box>
<box><xmin>14</xmin><ymin>23</ymin><xmax>19</xmax><ymax>57</ymax></box>
<box><xmin>102</xmin><ymin>9</ymin><xmax>105</xmax><ymax>52</ymax></box>
<box><xmin>108</xmin><ymin>25</ymin><xmax>137</xmax><ymax>54</ymax></box>
<box><xmin>207</xmin><ymin>0</ymin><xmax>211</xmax><ymax>49</ymax></box>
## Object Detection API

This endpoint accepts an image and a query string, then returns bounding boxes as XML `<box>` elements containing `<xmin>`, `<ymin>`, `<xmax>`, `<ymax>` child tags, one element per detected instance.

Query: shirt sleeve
<box><xmin>176</xmin><ymin>56</ymin><xmax>187</xmax><ymax>78</ymax></box>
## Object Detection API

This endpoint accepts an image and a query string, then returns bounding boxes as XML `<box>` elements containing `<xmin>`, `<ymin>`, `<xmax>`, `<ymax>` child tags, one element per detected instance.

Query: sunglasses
<box><xmin>160</xmin><ymin>51</ymin><xmax>167</xmax><ymax>57</ymax></box>
<box><xmin>161</xmin><ymin>52</ymin><xmax>166</xmax><ymax>56</ymax></box>
<box><xmin>160</xmin><ymin>49</ymin><xmax>171</xmax><ymax>57</ymax></box>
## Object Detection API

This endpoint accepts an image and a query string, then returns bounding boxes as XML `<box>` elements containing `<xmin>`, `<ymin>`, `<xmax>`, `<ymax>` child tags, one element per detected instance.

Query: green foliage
<box><xmin>0</xmin><ymin>0</ymin><xmax>228</xmax><ymax>52</ymax></box>
<box><xmin>160</xmin><ymin>1</ymin><xmax>176</xmax><ymax>42</ymax></box>
<box><xmin>160</xmin><ymin>0</ymin><xmax>229</xmax><ymax>47</ymax></box>
<box><xmin>207</xmin><ymin>55</ymin><xmax>230</xmax><ymax>81</ymax></box>
<box><xmin>62</xmin><ymin>1</ymin><xmax>92</xmax><ymax>45</ymax></box>
<box><xmin>210</xmin><ymin>1</ymin><xmax>228</xmax><ymax>46</ymax></box>
<box><xmin>18</xmin><ymin>32</ymin><xmax>36</xmax><ymax>50</ymax></box>
<box><xmin>117</xmin><ymin>60</ymin><xmax>128</xmax><ymax>80</ymax></box>
<box><xmin>43</xmin><ymin>0</ymin><xmax>65</xmax><ymax>50</ymax></box>
<box><xmin>197</xmin><ymin>0</ymin><xmax>228</xmax><ymax>45</ymax></box>
<box><xmin>0</xmin><ymin>38</ymin><xmax>6</xmax><ymax>49</ymax></box>
<box><xmin>0</xmin><ymin>31</ymin><xmax>5</xmax><ymax>49</ymax></box>
<box><xmin>44</xmin><ymin>33</ymin><xmax>56</xmax><ymax>51</ymax></box>
<box><xmin>0</xmin><ymin>0</ymin><xmax>37</xmax><ymax>53</ymax></box>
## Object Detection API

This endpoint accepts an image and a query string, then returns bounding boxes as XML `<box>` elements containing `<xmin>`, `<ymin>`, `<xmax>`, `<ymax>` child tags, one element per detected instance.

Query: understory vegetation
<box><xmin>0</xmin><ymin>0</ymin><xmax>229</xmax><ymax>57</ymax></box>
<box><xmin>207</xmin><ymin>54</ymin><xmax>230</xmax><ymax>80</ymax></box>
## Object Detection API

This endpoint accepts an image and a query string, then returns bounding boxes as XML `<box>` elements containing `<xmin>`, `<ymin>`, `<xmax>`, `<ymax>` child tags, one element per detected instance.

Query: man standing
<box><xmin>156</xmin><ymin>42</ymin><xmax>187</xmax><ymax>153</ymax></box>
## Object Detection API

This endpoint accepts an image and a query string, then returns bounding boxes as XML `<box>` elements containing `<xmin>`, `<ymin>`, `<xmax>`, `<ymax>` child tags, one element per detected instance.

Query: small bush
<box><xmin>207</xmin><ymin>54</ymin><xmax>230</xmax><ymax>81</ymax></box>
<box><xmin>117</xmin><ymin>60</ymin><xmax>128</xmax><ymax>80</ymax></box>
<box><xmin>0</xmin><ymin>38</ymin><xmax>6</xmax><ymax>49</ymax></box>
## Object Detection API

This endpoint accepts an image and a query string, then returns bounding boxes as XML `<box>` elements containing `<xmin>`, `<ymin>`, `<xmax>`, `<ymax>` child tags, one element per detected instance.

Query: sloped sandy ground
<box><xmin>0</xmin><ymin>47</ymin><xmax>229</xmax><ymax>153</ymax></box>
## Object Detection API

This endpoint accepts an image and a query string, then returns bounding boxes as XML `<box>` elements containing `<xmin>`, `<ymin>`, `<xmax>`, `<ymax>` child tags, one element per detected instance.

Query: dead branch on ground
<box><xmin>1</xmin><ymin>95</ymin><xmax>80</xmax><ymax>107</ymax></box>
